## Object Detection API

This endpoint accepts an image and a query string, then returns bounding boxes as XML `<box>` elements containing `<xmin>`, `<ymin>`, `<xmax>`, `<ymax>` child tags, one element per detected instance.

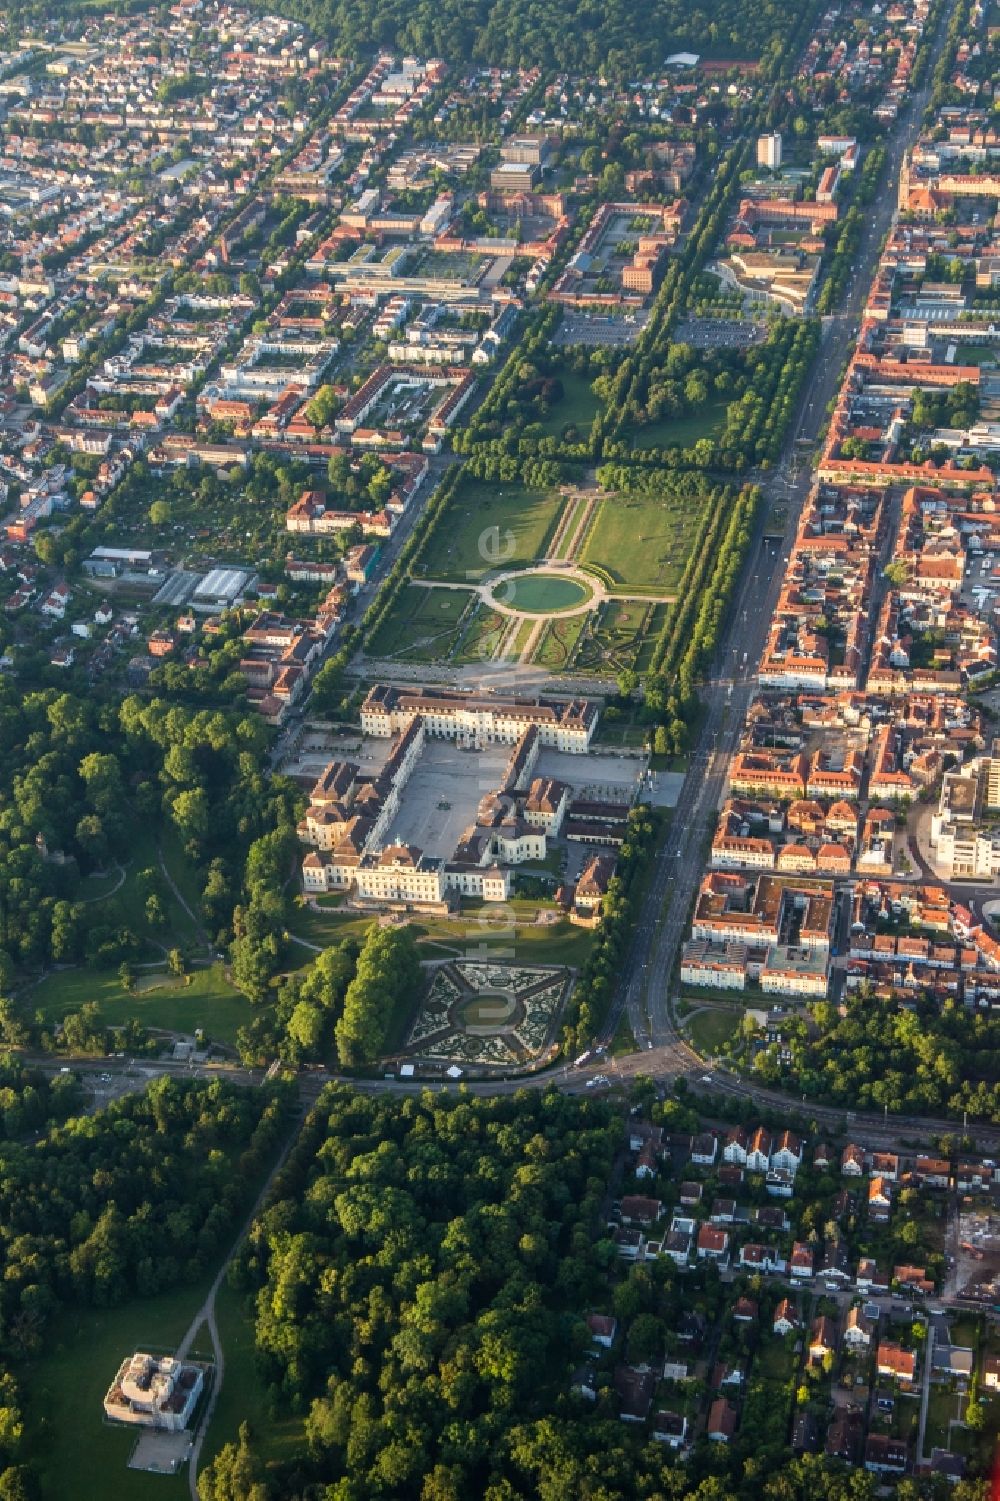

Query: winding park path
<box><xmin>158</xmin><ymin>843</ymin><xmax>213</xmax><ymax>956</ymax></box>
<box><xmin>78</xmin><ymin>862</ymin><xmax>126</xmax><ymax>904</ymax></box>
<box><xmin>177</xmin><ymin>1106</ymin><xmax>307</xmax><ymax>1500</ymax></box>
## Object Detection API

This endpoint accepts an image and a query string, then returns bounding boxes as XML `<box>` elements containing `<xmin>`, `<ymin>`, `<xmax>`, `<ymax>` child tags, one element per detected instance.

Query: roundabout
<box><xmin>484</xmin><ymin>565</ymin><xmax>600</xmax><ymax>617</ymax></box>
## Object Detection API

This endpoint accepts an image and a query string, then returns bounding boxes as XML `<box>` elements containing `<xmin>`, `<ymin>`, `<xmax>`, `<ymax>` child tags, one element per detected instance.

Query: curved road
<box><xmin>45</xmin><ymin>1050</ymin><xmax>1000</xmax><ymax>1157</ymax></box>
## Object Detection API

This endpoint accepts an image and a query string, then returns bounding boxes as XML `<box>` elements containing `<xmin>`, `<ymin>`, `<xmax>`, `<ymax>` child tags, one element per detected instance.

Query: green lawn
<box><xmin>550</xmin><ymin>494</ymin><xmax>587</xmax><ymax>562</ymax></box>
<box><xmin>503</xmin><ymin>617</ymin><xmax>537</xmax><ymax>659</ymax></box>
<box><xmin>924</xmin><ymin>1385</ymin><xmax>961</xmax><ymax>1452</ymax></box>
<box><xmin>580</xmin><ymin>491</ymin><xmax>701</xmax><ymax>594</ymax></box>
<box><xmin>533</xmin><ymin>612</ymin><xmax>587</xmax><ymax>670</ymax></box>
<box><xmin>532</xmin><ymin>371</ymin><xmax>600</xmax><ymax>438</ymax></box>
<box><xmin>957</xmin><ymin>343</ymin><xmax>998</xmax><ymax>366</ymax></box>
<box><xmin>367</xmin><ymin>584</ymin><xmax>473</xmax><ymax>659</ymax></box>
<box><xmin>686</xmin><ymin>1007</ymin><xmax>740</xmax><ymax>1056</ymax></box>
<box><xmin>629</xmin><ymin>397</ymin><xmax>727</xmax><ymax>452</ymax></box>
<box><xmin>415</xmin><ymin>476</ymin><xmax>564</xmax><ymax>583</ymax></box>
<box><xmin>78</xmin><ymin>866</ymin><xmax>126</xmax><ymax>902</ymax></box>
<box><xmin>80</xmin><ymin>824</ymin><xmax>203</xmax><ymax>959</ymax></box>
<box><xmin>452</xmin><ymin>604</ymin><xmax>508</xmax><ymax>664</ymax></box>
<box><xmin>592</xmin><ymin>721</ymin><xmax>649</xmax><ymax>749</ymax></box>
<box><xmin>291</xmin><ymin>906</ymin><xmax>594</xmax><ymax>971</ymax></box>
<box><xmin>30</xmin><ymin>962</ymin><xmax>251</xmax><ymax>1047</ymax></box>
<box><xmin>949</xmin><ymin>1316</ymin><xmax>980</xmax><ymax>1349</ymax></box>
<box><xmin>289</xmin><ymin>907</ymin><xmax>375</xmax><ymax>951</ymax></box>
<box><xmin>158</xmin><ymin>826</ymin><xmax>207</xmax><ymax>942</ymax></box>
<box><xmin>610</xmin><ymin>1010</ymin><xmax>636</xmax><ymax>1057</ymax></box>
<box><xmin>419</xmin><ymin>910</ymin><xmax>593</xmax><ymax>968</ymax></box>
<box><xmin>754</xmin><ymin>1337</ymin><xmax>797</xmax><ymax>1382</ymax></box>
<box><xmin>23</xmin><ymin>1279</ymin><xmax>216</xmax><ymax>1501</ymax></box>
<box><xmin>201</xmin><ymin>1279</ymin><xmax>303</xmax><ymax>1476</ymax></box>
<box><xmin>516</xmin><ymin>846</ymin><xmax>565</xmax><ymax>879</ymax></box>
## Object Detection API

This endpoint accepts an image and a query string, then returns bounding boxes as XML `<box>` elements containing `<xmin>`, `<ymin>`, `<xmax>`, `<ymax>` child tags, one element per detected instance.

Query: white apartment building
<box><xmin>756</xmin><ymin>132</ymin><xmax>782</xmax><ymax>169</ymax></box>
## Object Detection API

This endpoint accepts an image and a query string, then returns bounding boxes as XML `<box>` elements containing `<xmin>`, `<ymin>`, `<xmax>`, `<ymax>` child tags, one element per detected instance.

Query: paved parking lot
<box><xmin>280</xmin><ymin>732</ymin><xmax>392</xmax><ymax>783</ymax></box>
<box><xmin>385</xmin><ymin>739</ymin><xmax>511</xmax><ymax>854</ymax></box>
<box><xmin>674</xmin><ymin>317</ymin><xmax>766</xmax><ymax>349</ymax></box>
<box><xmin>552</xmin><ymin>311</ymin><xmax>648</xmax><ymax>347</ymax></box>
<box><xmin>533</xmin><ymin>747</ymin><xmax>679</xmax><ymax>803</ymax></box>
<box><xmin>128</xmin><ymin>1428</ymin><xmax>193</xmax><ymax>1475</ymax></box>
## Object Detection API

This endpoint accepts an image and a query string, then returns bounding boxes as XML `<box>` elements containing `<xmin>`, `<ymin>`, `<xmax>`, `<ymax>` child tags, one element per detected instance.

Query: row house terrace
<box><xmin>867</xmin><ymin>486</ymin><xmax>998</xmax><ymax>694</ymax></box>
<box><xmin>728</xmin><ymin>744</ymin><xmax>864</xmax><ymax>804</ymax></box>
<box><xmin>758</xmin><ymin>488</ymin><xmax>885</xmax><ymax>692</ymax></box>
<box><xmin>709</xmin><ymin>794</ymin><xmax>895</xmax><ymax>876</ymax></box>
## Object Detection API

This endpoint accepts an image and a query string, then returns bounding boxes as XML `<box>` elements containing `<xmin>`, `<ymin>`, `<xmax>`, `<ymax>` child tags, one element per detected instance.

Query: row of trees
<box><xmin>335</xmin><ymin>925</ymin><xmax>422</xmax><ymax>1066</ymax></box>
<box><xmin>562</xmin><ymin>806</ymin><xmax>656</xmax><ymax>1053</ymax></box>
<box><xmin>814</xmin><ymin>140</ymin><xmax>888</xmax><ymax>314</ymax></box>
<box><xmin>816</xmin><ymin>206</ymin><xmax>863</xmax><ymax>315</ymax></box>
<box><xmin>638</xmin><ymin>486</ymin><xmax>761</xmax><ymax>752</ymax></box>
<box><xmin>706</xmin><ymin>320</ymin><xmax>819</xmax><ymax>470</ymax></box>
<box><xmin>462</xmin><ymin>453</ymin><xmax>566</xmax><ymax>489</ymax></box>
<box><xmin>237</xmin><ymin>940</ymin><xmax>358</xmax><ymax>1067</ymax></box>
<box><xmin>234</xmin><ymin>918</ymin><xmax>422</xmax><ymax>1068</ymax></box>
<box><xmin>454</xmin><ymin>305</ymin><xmax>560</xmax><ymax>455</ymax></box>
<box><xmin>362</xmin><ymin>465</ymin><xmax>463</xmax><ymax>646</ymax></box>
<box><xmin>669</xmin><ymin>484</ymin><xmax>761</xmax><ymax>693</ymax></box>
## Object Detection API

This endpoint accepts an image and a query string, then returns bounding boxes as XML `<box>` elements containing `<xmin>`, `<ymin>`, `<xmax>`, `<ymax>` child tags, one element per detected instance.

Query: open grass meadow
<box><xmin>29</xmin><ymin>962</ymin><xmax>250</xmax><ymax>1047</ymax></box>
<box><xmin>532</xmin><ymin>371</ymin><xmax>601</xmax><ymax>438</ymax></box>
<box><xmin>628</xmin><ymin>396</ymin><xmax>728</xmax><ymax>452</ymax></box>
<box><xmin>291</xmin><ymin>904</ymin><xmax>595</xmax><ymax>970</ymax></box>
<box><xmin>23</xmin><ymin>1280</ymin><xmax>216</xmax><ymax>1501</ymax></box>
<box><xmin>580</xmin><ymin>490</ymin><xmax>701</xmax><ymax>594</ymax></box>
<box><xmin>78</xmin><ymin>823</ymin><xmax>204</xmax><ymax>960</ymax></box>
<box><xmin>685</xmin><ymin>1006</ymin><xmax>741</xmax><ymax>1056</ymax></box>
<box><xmin>415</xmin><ymin>475</ymin><xmax>563</xmax><ymax>583</ymax></box>
<box><xmin>200</xmin><ymin>1279</ymin><xmax>304</xmax><ymax>1476</ymax></box>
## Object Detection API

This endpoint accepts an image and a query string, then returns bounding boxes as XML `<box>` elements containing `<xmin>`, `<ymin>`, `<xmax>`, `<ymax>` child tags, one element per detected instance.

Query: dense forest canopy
<box><xmin>280</xmin><ymin>0</ymin><xmax>797</xmax><ymax>71</ymax></box>
<box><xmin>1</xmin><ymin>0</ymin><xmax>805</xmax><ymax>70</ymax></box>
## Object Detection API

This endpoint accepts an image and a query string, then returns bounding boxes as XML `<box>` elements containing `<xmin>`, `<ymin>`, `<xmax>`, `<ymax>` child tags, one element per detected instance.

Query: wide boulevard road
<box><xmin>599</xmin><ymin>11</ymin><xmax>954</xmax><ymax>1078</ymax></box>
